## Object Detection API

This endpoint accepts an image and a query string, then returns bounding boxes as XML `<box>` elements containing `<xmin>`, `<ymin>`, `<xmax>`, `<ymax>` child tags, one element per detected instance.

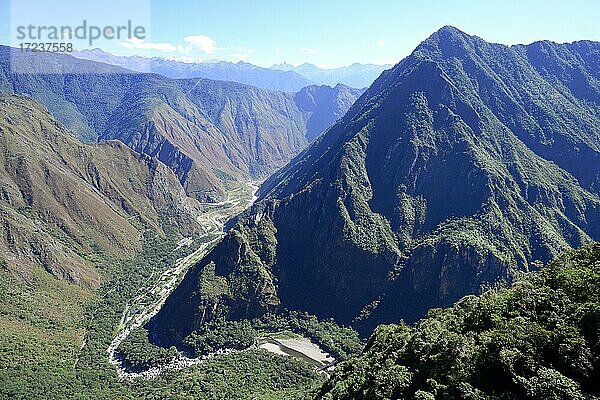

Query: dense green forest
<box><xmin>317</xmin><ymin>243</ymin><xmax>600</xmax><ymax>399</ymax></box>
<box><xmin>181</xmin><ymin>311</ymin><xmax>363</xmax><ymax>360</ymax></box>
<box><xmin>3</xmin><ymin>225</ymin><xmax>598</xmax><ymax>399</ymax></box>
<box><xmin>118</xmin><ymin>308</ymin><xmax>363</xmax><ymax>370</ymax></box>
<box><xmin>0</xmin><ymin>230</ymin><xmax>327</xmax><ymax>399</ymax></box>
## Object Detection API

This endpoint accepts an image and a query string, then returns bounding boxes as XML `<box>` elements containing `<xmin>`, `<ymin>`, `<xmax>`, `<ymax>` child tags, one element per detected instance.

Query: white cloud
<box><xmin>118</xmin><ymin>34</ymin><xmax>252</xmax><ymax>62</ymax></box>
<box><xmin>377</xmin><ymin>39</ymin><xmax>386</xmax><ymax>47</ymax></box>
<box><xmin>299</xmin><ymin>48</ymin><xmax>318</xmax><ymax>55</ymax></box>
<box><xmin>119</xmin><ymin>37</ymin><xmax>179</xmax><ymax>52</ymax></box>
<box><xmin>184</xmin><ymin>35</ymin><xmax>216</xmax><ymax>53</ymax></box>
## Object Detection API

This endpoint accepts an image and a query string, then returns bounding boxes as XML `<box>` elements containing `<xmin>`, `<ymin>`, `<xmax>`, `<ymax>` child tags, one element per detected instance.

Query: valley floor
<box><xmin>108</xmin><ymin>181</ymin><xmax>260</xmax><ymax>379</ymax></box>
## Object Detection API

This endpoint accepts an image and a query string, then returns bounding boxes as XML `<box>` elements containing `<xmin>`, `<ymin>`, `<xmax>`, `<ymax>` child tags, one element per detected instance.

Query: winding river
<box><xmin>106</xmin><ymin>181</ymin><xmax>259</xmax><ymax>379</ymax></box>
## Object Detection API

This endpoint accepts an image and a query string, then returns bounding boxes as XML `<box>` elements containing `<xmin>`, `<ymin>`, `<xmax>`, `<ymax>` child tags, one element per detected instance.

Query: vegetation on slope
<box><xmin>0</xmin><ymin>95</ymin><xmax>328</xmax><ymax>399</ymax></box>
<box><xmin>152</xmin><ymin>27</ymin><xmax>600</xmax><ymax>343</ymax></box>
<box><xmin>0</xmin><ymin>225</ymin><xmax>329</xmax><ymax>399</ymax></box>
<box><xmin>178</xmin><ymin>311</ymin><xmax>363</xmax><ymax>360</ymax></box>
<box><xmin>317</xmin><ymin>243</ymin><xmax>600</xmax><ymax>400</ymax></box>
<box><xmin>116</xmin><ymin>328</ymin><xmax>178</xmax><ymax>372</ymax></box>
<box><xmin>0</xmin><ymin>94</ymin><xmax>201</xmax><ymax>285</ymax></box>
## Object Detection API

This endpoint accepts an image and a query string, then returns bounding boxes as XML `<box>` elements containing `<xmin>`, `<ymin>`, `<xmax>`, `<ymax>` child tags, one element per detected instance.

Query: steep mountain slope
<box><xmin>73</xmin><ymin>49</ymin><xmax>315</xmax><ymax>92</ymax></box>
<box><xmin>317</xmin><ymin>243</ymin><xmax>600</xmax><ymax>400</ymax></box>
<box><xmin>97</xmin><ymin>75</ymin><xmax>311</xmax><ymax>200</ymax></box>
<box><xmin>294</xmin><ymin>84</ymin><xmax>365</xmax><ymax>141</ymax></box>
<box><xmin>1</xmin><ymin>47</ymin><xmax>361</xmax><ymax>201</ymax></box>
<box><xmin>100</xmin><ymin>78</ymin><xmax>361</xmax><ymax>200</ymax></box>
<box><xmin>271</xmin><ymin>62</ymin><xmax>391</xmax><ymax>88</ymax></box>
<box><xmin>0</xmin><ymin>94</ymin><xmax>200</xmax><ymax>286</ymax></box>
<box><xmin>152</xmin><ymin>27</ymin><xmax>600</xmax><ymax>344</ymax></box>
<box><xmin>0</xmin><ymin>48</ymin><xmax>135</xmax><ymax>143</ymax></box>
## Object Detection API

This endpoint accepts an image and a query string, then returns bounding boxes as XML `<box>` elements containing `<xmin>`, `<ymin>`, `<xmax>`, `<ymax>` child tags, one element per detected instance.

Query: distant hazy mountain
<box><xmin>0</xmin><ymin>47</ymin><xmax>361</xmax><ymax>201</ymax></box>
<box><xmin>271</xmin><ymin>62</ymin><xmax>392</xmax><ymax>88</ymax></box>
<box><xmin>72</xmin><ymin>49</ymin><xmax>389</xmax><ymax>90</ymax></box>
<box><xmin>294</xmin><ymin>84</ymin><xmax>365</xmax><ymax>141</ymax></box>
<box><xmin>152</xmin><ymin>26</ymin><xmax>600</xmax><ymax>346</ymax></box>
<box><xmin>72</xmin><ymin>49</ymin><xmax>314</xmax><ymax>92</ymax></box>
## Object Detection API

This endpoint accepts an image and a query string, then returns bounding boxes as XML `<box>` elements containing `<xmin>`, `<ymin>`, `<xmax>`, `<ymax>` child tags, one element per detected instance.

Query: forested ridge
<box><xmin>317</xmin><ymin>243</ymin><xmax>600</xmax><ymax>400</ymax></box>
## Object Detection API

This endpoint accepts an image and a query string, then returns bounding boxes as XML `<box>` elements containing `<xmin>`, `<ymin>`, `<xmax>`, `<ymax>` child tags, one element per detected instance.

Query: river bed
<box><xmin>256</xmin><ymin>336</ymin><xmax>335</xmax><ymax>369</ymax></box>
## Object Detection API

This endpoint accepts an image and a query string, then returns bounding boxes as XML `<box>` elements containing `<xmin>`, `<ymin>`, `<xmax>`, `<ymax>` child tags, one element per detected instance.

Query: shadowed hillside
<box><xmin>152</xmin><ymin>27</ymin><xmax>600</xmax><ymax>346</ymax></box>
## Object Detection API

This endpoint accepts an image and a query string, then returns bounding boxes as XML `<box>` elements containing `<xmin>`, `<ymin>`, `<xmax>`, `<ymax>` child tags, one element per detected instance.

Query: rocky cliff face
<box><xmin>0</xmin><ymin>94</ymin><xmax>201</xmax><ymax>287</ymax></box>
<box><xmin>152</xmin><ymin>27</ymin><xmax>599</xmax><ymax>342</ymax></box>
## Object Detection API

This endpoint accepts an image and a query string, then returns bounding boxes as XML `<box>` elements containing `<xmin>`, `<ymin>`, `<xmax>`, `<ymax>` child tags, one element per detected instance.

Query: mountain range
<box><xmin>1</xmin><ymin>47</ymin><xmax>362</xmax><ymax>201</ymax></box>
<box><xmin>72</xmin><ymin>49</ymin><xmax>314</xmax><ymax>92</ymax></box>
<box><xmin>152</xmin><ymin>26</ymin><xmax>600</xmax><ymax>346</ymax></box>
<box><xmin>72</xmin><ymin>48</ymin><xmax>390</xmax><ymax>91</ymax></box>
<box><xmin>0</xmin><ymin>24</ymin><xmax>599</xmax><ymax>400</ymax></box>
<box><xmin>271</xmin><ymin>61</ymin><xmax>392</xmax><ymax>88</ymax></box>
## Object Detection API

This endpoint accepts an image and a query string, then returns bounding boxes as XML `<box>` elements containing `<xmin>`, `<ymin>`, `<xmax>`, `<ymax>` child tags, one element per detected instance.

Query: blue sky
<box><xmin>1</xmin><ymin>0</ymin><xmax>599</xmax><ymax>68</ymax></box>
